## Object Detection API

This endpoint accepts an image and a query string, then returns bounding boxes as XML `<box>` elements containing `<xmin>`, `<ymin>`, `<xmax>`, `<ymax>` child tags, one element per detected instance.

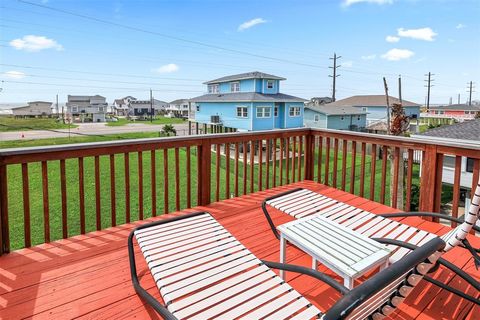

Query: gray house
<box><xmin>66</xmin><ymin>95</ymin><xmax>108</xmax><ymax>122</ymax></box>
<box><xmin>11</xmin><ymin>101</ymin><xmax>53</xmax><ymax>117</ymax></box>
<box><xmin>304</xmin><ymin>104</ymin><xmax>367</xmax><ymax>131</ymax></box>
<box><xmin>130</xmin><ymin>99</ymin><xmax>168</xmax><ymax>117</ymax></box>
<box><xmin>167</xmin><ymin>99</ymin><xmax>190</xmax><ymax>118</ymax></box>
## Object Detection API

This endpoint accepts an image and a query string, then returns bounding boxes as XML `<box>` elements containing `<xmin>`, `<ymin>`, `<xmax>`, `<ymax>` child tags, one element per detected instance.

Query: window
<box><xmin>98</xmin><ymin>106</ymin><xmax>104</xmax><ymax>112</ymax></box>
<box><xmin>72</xmin><ymin>106</ymin><xmax>78</xmax><ymax>113</ymax></box>
<box><xmin>443</xmin><ymin>155</ymin><xmax>455</xmax><ymax>169</ymax></box>
<box><xmin>274</xmin><ymin>106</ymin><xmax>278</xmax><ymax>117</ymax></box>
<box><xmin>289</xmin><ymin>106</ymin><xmax>301</xmax><ymax>117</ymax></box>
<box><xmin>362</xmin><ymin>107</ymin><xmax>367</xmax><ymax>112</ymax></box>
<box><xmin>231</xmin><ymin>82</ymin><xmax>240</xmax><ymax>92</ymax></box>
<box><xmin>267</xmin><ymin>80</ymin><xmax>274</xmax><ymax>89</ymax></box>
<box><xmin>256</xmin><ymin>106</ymin><xmax>271</xmax><ymax>118</ymax></box>
<box><xmin>466</xmin><ymin>158</ymin><xmax>475</xmax><ymax>173</ymax></box>
<box><xmin>208</xmin><ymin>84</ymin><xmax>219</xmax><ymax>93</ymax></box>
<box><xmin>314</xmin><ymin>114</ymin><xmax>320</xmax><ymax>122</ymax></box>
<box><xmin>237</xmin><ymin>106</ymin><xmax>248</xmax><ymax>118</ymax></box>
<box><xmin>196</xmin><ymin>105</ymin><xmax>200</xmax><ymax>112</ymax></box>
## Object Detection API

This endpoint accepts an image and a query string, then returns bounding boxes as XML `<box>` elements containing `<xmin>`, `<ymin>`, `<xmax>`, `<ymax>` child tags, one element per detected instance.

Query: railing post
<box><xmin>198</xmin><ymin>139</ymin><xmax>212</xmax><ymax>206</ymax></box>
<box><xmin>0</xmin><ymin>162</ymin><xmax>10</xmax><ymax>255</ymax></box>
<box><xmin>304</xmin><ymin>131</ymin><xmax>314</xmax><ymax>180</ymax></box>
<box><xmin>419</xmin><ymin>145</ymin><xmax>439</xmax><ymax>214</ymax></box>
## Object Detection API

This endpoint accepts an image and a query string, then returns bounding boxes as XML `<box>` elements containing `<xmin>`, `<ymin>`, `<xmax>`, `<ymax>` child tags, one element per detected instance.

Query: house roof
<box><xmin>191</xmin><ymin>92</ymin><xmax>306</xmax><ymax>103</ymax></box>
<box><xmin>325</xmin><ymin>95</ymin><xmax>420</xmax><ymax>108</ymax></box>
<box><xmin>305</xmin><ymin>104</ymin><xmax>367</xmax><ymax>116</ymax></box>
<box><xmin>114</xmin><ymin>99</ymin><xmax>124</xmax><ymax>104</ymax></box>
<box><xmin>428</xmin><ymin>104</ymin><xmax>480</xmax><ymax>111</ymax></box>
<box><xmin>170</xmin><ymin>99</ymin><xmax>190</xmax><ymax>105</ymax></box>
<box><xmin>204</xmin><ymin>71</ymin><xmax>286</xmax><ymax>85</ymax></box>
<box><xmin>417</xmin><ymin>119</ymin><xmax>480</xmax><ymax>141</ymax></box>
<box><xmin>28</xmin><ymin>101</ymin><xmax>53</xmax><ymax>105</ymax></box>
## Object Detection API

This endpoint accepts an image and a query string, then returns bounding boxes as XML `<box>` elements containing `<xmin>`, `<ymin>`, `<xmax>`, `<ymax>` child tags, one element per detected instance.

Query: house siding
<box><xmin>361</xmin><ymin>105</ymin><xmax>420</xmax><ymax>122</ymax></box>
<box><xmin>196</xmin><ymin>102</ymin><xmax>252</xmax><ymax>131</ymax></box>
<box><xmin>252</xmin><ymin>102</ymin><xmax>274</xmax><ymax>131</ymax></box>
<box><xmin>284</xmin><ymin>103</ymin><xmax>304</xmax><ymax>128</ymax></box>
<box><xmin>304</xmin><ymin>109</ymin><xmax>327</xmax><ymax>128</ymax></box>
<box><xmin>304</xmin><ymin>109</ymin><xmax>366</xmax><ymax>130</ymax></box>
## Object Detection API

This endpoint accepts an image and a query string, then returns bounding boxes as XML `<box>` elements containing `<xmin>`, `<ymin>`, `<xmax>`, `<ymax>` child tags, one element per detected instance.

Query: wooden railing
<box><xmin>0</xmin><ymin>128</ymin><xmax>479</xmax><ymax>255</ymax></box>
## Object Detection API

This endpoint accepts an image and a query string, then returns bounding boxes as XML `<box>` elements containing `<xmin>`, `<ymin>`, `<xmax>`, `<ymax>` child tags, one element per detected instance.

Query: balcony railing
<box><xmin>0</xmin><ymin>128</ymin><xmax>479</xmax><ymax>255</ymax></box>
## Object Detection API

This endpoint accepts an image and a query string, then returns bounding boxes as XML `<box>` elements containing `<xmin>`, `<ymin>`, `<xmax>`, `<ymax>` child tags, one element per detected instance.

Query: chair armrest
<box><xmin>379</xmin><ymin>212</ymin><xmax>480</xmax><ymax>233</ymax></box>
<box><xmin>261</xmin><ymin>259</ymin><xmax>350</xmax><ymax>295</ymax></box>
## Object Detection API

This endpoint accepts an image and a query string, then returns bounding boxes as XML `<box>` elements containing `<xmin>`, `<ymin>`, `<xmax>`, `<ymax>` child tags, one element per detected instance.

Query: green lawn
<box><xmin>106</xmin><ymin>117</ymin><xmax>185</xmax><ymax>126</ymax></box>
<box><xmin>0</xmin><ymin>116</ymin><xmax>77</xmax><ymax>132</ymax></box>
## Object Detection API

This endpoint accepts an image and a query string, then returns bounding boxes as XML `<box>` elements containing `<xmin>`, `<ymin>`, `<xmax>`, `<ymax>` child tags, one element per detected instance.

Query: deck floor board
<box><xmin>0</xmin><ymin>180</ymin><xmax>478</xmax><ymax>319</ymax></box>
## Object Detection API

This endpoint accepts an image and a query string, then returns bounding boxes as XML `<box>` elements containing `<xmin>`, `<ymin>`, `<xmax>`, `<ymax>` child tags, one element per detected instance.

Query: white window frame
<box><xmin>231</xmin><ymin>82</ymin><xmax>240</xmax><ymax>92</ymax></box>
<box><xmin>237</xmin><ymin>106</ymin><xmax>248</xmax><ymax>118</ymax></box>
<box><xmin>208</xmin><ymin>84</ymin><xmax>219</xmax><ymax>93</ymax></box>
<box><xmin>72</xmin><ymin>106</ymin><xmax>78</xmax><ymax>113</ymax></box>
<box><xmin>274</xmin><ymin>106</ymin><xmax>278</xmax><ymax>117</ymax></box>
<box><xmin>289</xmin><ymin>106</ymin><xmax>301</xmax><ymax>117</ymax></box>
<box><xmin>256</xmin><ymin>106</ymin><xmax>271</xmax><ymax>118</ymax></box>
<box><xmin>267</xmin><ymin>80</ymin><xmax>274</xmax><ymax>89</ymax></box>
<box><xmin>314</xmin><ymin>114</ymin><xmax>320</xmax><ymax>122</ymax></box>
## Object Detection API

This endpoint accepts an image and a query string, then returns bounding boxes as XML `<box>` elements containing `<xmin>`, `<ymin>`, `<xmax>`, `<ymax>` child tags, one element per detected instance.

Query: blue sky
<box><xmin>1</xmin><ymin>0</ymin><xmax>479</xmax><ymax>105</ymax></box>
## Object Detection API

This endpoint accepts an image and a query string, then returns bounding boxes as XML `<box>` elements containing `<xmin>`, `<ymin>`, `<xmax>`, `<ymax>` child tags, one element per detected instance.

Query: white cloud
<box><xmin>456</xmin><ymin>23</ymin><xmax>466</xmax><ymax>29</ymax></box>
<box><xmin>2</xmin><ymin>71</ymin><xmax>26</xmax><ymax>79</ymax></box>
<box><xmin>397</xmin><ymin>27</ymin><xmax>437</xmax><ymax>41</ymax></box>
<box><xmin>386</xmin><ymin>35</ymin><xmax>400</xmax><ymax>43</ymax></box>
<box><xmin>154</xmin><ymin>63</ymin><xmax>179</xmax><ymax>74</ymax></box>
<box><xmin>361</xmin><ymin>54</ymin><xmax>376</xmax><ymax>60</ymax></box>
<box><xmin>342</xmin><ymin>60</ymin><xmax>353</xmax><ymax>67</ymax></box>
<box><xmin>342</xmin><ymin>0</ymin><xmax>393</xmax><ymax>7</ymax></box>
<box><xmin>381</xmin><ymin>48</ymin><xmax>415</xmax><ymax>61</ymax></box>
<box><xmin>9</xmin><ymin>35</ymin><xmax>63</xmax><ymax>52</ymax></box>
<box><xmin>238</xmin><ymin>18</ymin><xmax>267</xmax><ymax>31</ymax></box>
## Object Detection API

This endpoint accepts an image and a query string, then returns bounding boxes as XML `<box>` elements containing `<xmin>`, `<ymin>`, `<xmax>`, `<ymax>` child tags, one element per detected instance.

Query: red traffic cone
<box><xmin>21</xmin><ymin>133</ymin><xmax>24</xmax><ymax>138</ymax></box>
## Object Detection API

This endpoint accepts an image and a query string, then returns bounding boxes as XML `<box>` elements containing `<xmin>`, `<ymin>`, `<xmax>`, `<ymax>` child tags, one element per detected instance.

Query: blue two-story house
<box><xmin>191</xmin><ymin>72</ymin><xmax>305</xmax><ymax>131</ymax></box>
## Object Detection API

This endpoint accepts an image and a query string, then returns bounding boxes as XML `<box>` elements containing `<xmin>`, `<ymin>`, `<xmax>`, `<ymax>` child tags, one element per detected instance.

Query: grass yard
<box><xmin>106</xmin><ymin>117</ymin><xmax>185</xmax><ymax>126</ymax></box>
<box><xmin>0</xmin><ymin>116</ymin><xmax>77</xmax><ymax>132</ymax></box>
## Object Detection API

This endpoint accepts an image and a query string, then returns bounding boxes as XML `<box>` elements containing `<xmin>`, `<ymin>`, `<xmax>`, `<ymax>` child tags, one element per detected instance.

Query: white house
<box><xmin>112</xmin><ymin>96</ymin><xmax>136</xmax><ymax>116</ymax></box>
<box><xmin>66</xmin><ymin>95</ymin><xmax>108</xmax><ymax>122</ymax></box>
<box><xmin>11</xmin><ymin>101</ymin><xmax>53</xmax><ymax>117</ymax></box>
<box><xmin>167</xmin><ymin>99</ymin><xmax>190</xmax><ymax>118</ymax></box>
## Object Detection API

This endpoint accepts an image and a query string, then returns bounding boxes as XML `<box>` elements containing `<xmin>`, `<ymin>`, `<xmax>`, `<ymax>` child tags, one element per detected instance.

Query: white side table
<box><xmin>277</xmin><ymin>214</ymin><xmax>392</xmax><ymax>289</ymax></box>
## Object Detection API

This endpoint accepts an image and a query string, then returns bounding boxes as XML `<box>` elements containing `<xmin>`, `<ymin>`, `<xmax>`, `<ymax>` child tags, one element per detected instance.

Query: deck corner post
<box><xmin>419</xmin><ymin>144</ymin><xmax>438</xmax><ymax>214</ymax></box>
<box><xmin>198</xmin><ymin>139</ymin><xmax>212</xmax><ymax>206</ymax></box>
<box><xmin>0</xmin><ymin>162</ymin><xmax>10</xmax><ymax>255</ymax></box>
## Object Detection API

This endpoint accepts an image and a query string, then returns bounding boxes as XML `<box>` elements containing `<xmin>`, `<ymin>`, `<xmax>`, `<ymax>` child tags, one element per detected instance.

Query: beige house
<box><xmin>11</xmin><ymin>101</ymin><xmax>53</xmax><ymax>117</ymax></box>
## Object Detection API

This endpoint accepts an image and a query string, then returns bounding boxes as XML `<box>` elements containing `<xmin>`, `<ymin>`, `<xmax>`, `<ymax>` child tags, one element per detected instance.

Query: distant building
<box><xmin>191</xmin><ymin>71</ymin><xmax>305</xmax><ymax>131</ymax></box>
<box><xmin>304</xmin><ymin>104</ymin><xmax>367</xmax><ymax>131</ymax></box>
<box><xmin>306</xmin><ymin>97</ymin><xmax>333</xmax><ymax>106</ymax></box>
<box><xmin>112</xmin><ymin>96</ymin><xmax>134</xmax><ymax>116</ymax></box>
<box><xmin>11</xmin><ymin>101</ymin><xmax>53</xmax><ymax>117</ymax></box>
<box><xmin>130</xmin><ymin>99</ymin><xmax>168</xmax><ymax>117</ymax></box>
<box><xmin>167</xmin><ymin>99</ymin><xmax>190</xmax><ymax>118</ymax></box>
<box><xmin>66</xmin><ymin>95</ymin><xmax>107</xmax><ymax>122</ymax></box>
<box><xmin>324</xmin><ymin>95</ymin><xmax>420</xmax><ymax>125</ymax></box>
<box><xmin>421</xmin><ymin>104</ymin><xmax>480</xmax><ymax>121</ymax></box>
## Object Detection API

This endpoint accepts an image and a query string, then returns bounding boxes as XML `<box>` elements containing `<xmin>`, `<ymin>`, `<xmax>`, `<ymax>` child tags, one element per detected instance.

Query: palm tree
<box><xmin>161</xmin><ymin>124</ymin><xmax>177</xmax><ymax>136</ymax></box>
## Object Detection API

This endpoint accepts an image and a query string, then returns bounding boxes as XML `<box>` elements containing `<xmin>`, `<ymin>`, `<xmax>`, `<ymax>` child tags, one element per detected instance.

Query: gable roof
<box><xmin>325</xmin><ymin>95</ymin><xmax>420</xmax><ymax>108</ymax></box>
<box><xmin>191</xmin><ymin>92</ymin><xmax>305</xmax><ymax>103</ymax></box>
<box><xmin>204</xmin><ymin>71</ymin><xmax>286</xmax><ymax>85</ymax></box>
<box><xmin>429</xmin><ymin>104</ymin><xmax>480</xmax><ymax>111</ymax></box>
<box><xmin>417</xmin><ymin>119</ymin><xmax>480</xmax><ymax>141</ymax></box>
<box><xmin>305</xmin><ymin>104</ymin><xmax>367</xmax><ymax>116</ymax></box>
<box><xmin>170</xmin><ymin>99</ymin><xmax>190</xmax><ymax>105</ymax></box>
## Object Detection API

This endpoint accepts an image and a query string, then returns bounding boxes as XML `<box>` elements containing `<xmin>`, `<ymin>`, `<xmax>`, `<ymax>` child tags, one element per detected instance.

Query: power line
<box><xmin>329</xmin><ymin>53</ymin><xmax>341</xmax><ymax>102</ymax></box>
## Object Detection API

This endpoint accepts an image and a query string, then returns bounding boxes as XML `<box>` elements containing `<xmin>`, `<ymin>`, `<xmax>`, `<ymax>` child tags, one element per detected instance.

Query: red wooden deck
<box><xmin>0</xmin><ymin>180</ymin><xmax>479</xmax><ymax>320</ymax></box>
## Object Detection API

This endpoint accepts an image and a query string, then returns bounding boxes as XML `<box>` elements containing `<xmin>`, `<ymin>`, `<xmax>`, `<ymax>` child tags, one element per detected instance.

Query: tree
<box><xmin>161</xmin><ymin>124</ymin><xmax>177</xmax><ymax>136</ymax></box>
<box><xmin>389</xmin><ymin>103</ymin><xmax>409</xmax><ymax>209</ymax></box>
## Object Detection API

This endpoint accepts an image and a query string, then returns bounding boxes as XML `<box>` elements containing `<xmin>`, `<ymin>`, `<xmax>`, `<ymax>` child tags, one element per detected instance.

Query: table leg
<box><xmin>312</xmin><ymin>257</ymin><xmax>317</xmax><ymax>270</ymax></box>
<box><xmin>280</xmin><ymin>234</ymin><xmax>286</xmax><ymax>280</ymax></box>
<box><xmin>344</xmin><ymin>277</ymin><xmax>354</xmax><ymax>290</ymax></box>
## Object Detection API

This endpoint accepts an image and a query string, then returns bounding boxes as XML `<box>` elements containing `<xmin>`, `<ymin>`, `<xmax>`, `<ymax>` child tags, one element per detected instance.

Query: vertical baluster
<box><xmin>186</xmin><ymin>147</ymin><xmax>191</xmax><ymax>208</ymax></box>
<box><xmin>285</xmin><ymin>138</ymin><xmax>290</xmax><ymax>184</ymax></box>
<box><xmin>266</xmin><ymin>139</ymin><xmax>270</xmax><ymax>189</ymax></box>
<box><xmin>341</xmin><ymin>140</ymin><xmax>347</xmax><ymax>191</ymax></box>
<box><xmin>272</xmin><ymin>138</ymin><xmax>277</xmax><ymax>188</ymax></box>
<box><xmin>94</xmin><ymin>156</ymin><xmax>101</xmax><ymax>230</ymax></box>
<box><xmin>258</xmin><ymin>140</ymin><xmax>263</xmax><ymax>191</ymax></box>
<box><xmin>380</xmin><ymin>146</ymin><xmax>388</xmax><ymax>204</ymax></box>
<box><xmin>21</xmin><ymin>163</ymin><xmax>31</xmax><ymax>247</ymax></box>
<box><xmin>138</xmin><ymin>152</ymin><xmax>143</xmax><ymax>220</ymax></box>
<box><xmin>197</xmin><ymin>145</ymin><xmax>202</xmax><ymax>205</ymax></box>
<box><xmin>333</xmin><ymin>138</ymin><xmax>339</xmax><ymax>188</ymax></box>
<box><xmin>225</xmin><ymin>143</ymin><xmax>230</xmax><ymax>198</ymax></box>
<box><xmin>392</xmin><ymin>147</ymin><xmax>400</xmax><ymax>209</ymax></box>
<box><xmin>60</xmin><ymin>159</ymin><xmax>68</xmax><ymax>237</ymax></box>
<box><xmin>317</xmin><ymin>136</ymin><xmax>323</xmax><ymax>183</ymax></box>
<box><xmin>350</xmin><ymin>141</ymin><xmax>357</xmax><ymax>194</ymax></box>
<box><xmin>243</xmin><ymin>141</ymin><xmax>247</xmax><ymax>195</ymax></box>
<box><xmin>78</xmin><ymin>157</ymin><xmax>86</xmax><ymax>233</ymax></box>
<box><xmin>151</xmin><ymin>150</ymin><xmax>157</xmax><ymax>216</ymax></box>
<box><xmin>359</xmin><ymin>143</ymin><xmax>366</xmax><ymax>197</ymax></box>
<box><xmin>175</xmin><ymin>148</ymin><xmax>180</xmax><ymax>211</ymax></box>
<box><xmin>405</xmin><ymin>149</ymin><xmax>414</xmax><ymax>211</ymax></box>
<box><xmin>369</xmin><ymin>144</ymin><xmax>377</xmax><ymax>201</ymax></box>
<box><xmin>451</xmin><ymin>155</ymin><xmax>462</xmax><ymax>227</ymax></box>
<box><xmin>234</xmin><ymin>143</ymin><xmax>239</xmax><ymax>197</ymax></box>
<box><xmin>41</xmin><ymin>161</ymin><xmax>50</xmax><ymax>242</ymax></box>
<box><xmin>110</xmin><ymin>154</ymin><xmax>116</xmax><ymax>226</ymax></box>
<box><xmin>292</xmin><ymin>137</ymin><xmax>296</xmax><ymax>182</ymax></box>
<box><xmin>250</xmin><ymin>141</ymin><xmax>255</xmax><ymax>193</ymax></box>
<box><xmin>279</xmin><ymin>138</ymin><xmax>284</xmax><ymax>185</ymax></box>
<box><xmin>299</xmin><ymin>136</ymin><xmax>303</xmax><ymax>180</ymax></box>
<box><xmin>124</xmin><ymin>153</ymin><xmax>131</xmax><ymax>223</ymax></box>
<box><xmin>433</xmin><ymin>154</ymin><xmax>444</xmax><ymax>217</ymax></box>
<box><xmin>163</xmin><ymin>149</ymin><xmax>169</xmax><ymax>214</ymax></box>
<box><xmin>325</xmin><ymin>137</ymin><xmax>330</xmax><ymax>186</ymax></box>
<box><xmin>216</xmin><ymin>144</ymin><xmax>220</xmax><ymax>201</ymax></box>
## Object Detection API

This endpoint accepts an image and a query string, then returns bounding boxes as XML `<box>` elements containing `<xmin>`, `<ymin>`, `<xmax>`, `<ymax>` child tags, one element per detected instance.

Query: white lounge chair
<box><xmin>128</xmin><ymin>211</ymin><xmax>444</xmax><ymax>319</ymax></box>
<box><xmin>261</xmin><ymin>177</ymin><xmax>480</xmax><ymax>304</ymax></box>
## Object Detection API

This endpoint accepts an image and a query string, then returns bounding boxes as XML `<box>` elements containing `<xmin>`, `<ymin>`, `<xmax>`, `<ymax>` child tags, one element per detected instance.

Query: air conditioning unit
<box><xmin>211</xmin><ymin>115</ymin><xmax>220</xmax><ymax>123</ymax></box>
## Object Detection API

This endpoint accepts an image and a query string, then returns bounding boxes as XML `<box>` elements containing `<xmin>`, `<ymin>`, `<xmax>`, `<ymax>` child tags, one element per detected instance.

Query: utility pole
<box><xmin>56</xmin><ymin>94</ymin><xmax>59</xmax><ymax>114</ymax></box>
<box><xmin>458</xmin><ymin>93</ymin><xmax>461</xmax><ymax>104</ymax></box>
<box><xmin>467</xmin><ymin>81</ymin><xmax>475</xmax><ymax>106</ymax></box>
<box><xmin>150</xmin><ymin>88</ymin><xmax>153</xmax><ymax>122</ymax></box>
<box><xmin>398</xmin><ymin>75</ymin><xmax>402</xmax><ymax>103</ymax></box>
<box><xmin>449</xmin><ymin>97</ymin><xmax>452</xmax><ymax>105</ymax></box>
<box><xmin>424</xmin><ymin>72</ymin><xmax>434</xmax><ymax>110</ymax></box>
<box><xmin>329</xmin><ymin>53</ymin><xmax>341</xmax><ymax>102</ymax></box>
<box><xmin>383</xmin><ymin>77</ymin><xmax>390</xmax><ymax>135</ymax></box>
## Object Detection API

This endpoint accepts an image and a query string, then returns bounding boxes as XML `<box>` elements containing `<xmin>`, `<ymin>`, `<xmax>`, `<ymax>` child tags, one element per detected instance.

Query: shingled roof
<box><xmin>305</xmin><ymin>104</ymin><xmax>367</xmax><ymax>115</ymax></box>
<box><xmin>325</xmin><ymin>95</ymin><xmax>419</xmax><ymax>108</ymax></box>
<box><xmin>417</xmin><ymin>119</ymin><xmax>480</xmax><ymax>141</ymax></box>
<box><xmin>204</xmin><ymin>71</ymin><xmax>286</xmax><ymax>84</ymax></box>
<box><xmin>428</xmin><ymin>104</ymin><xmax>480</xmax><ymax>111</ymax></box>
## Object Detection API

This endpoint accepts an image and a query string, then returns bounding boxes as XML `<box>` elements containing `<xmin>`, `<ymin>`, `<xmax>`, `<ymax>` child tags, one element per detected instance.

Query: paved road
<box><xmin>0</xmin><ymin>122</ymin><xmax>192</xmax><ymax>141</ymax></box>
